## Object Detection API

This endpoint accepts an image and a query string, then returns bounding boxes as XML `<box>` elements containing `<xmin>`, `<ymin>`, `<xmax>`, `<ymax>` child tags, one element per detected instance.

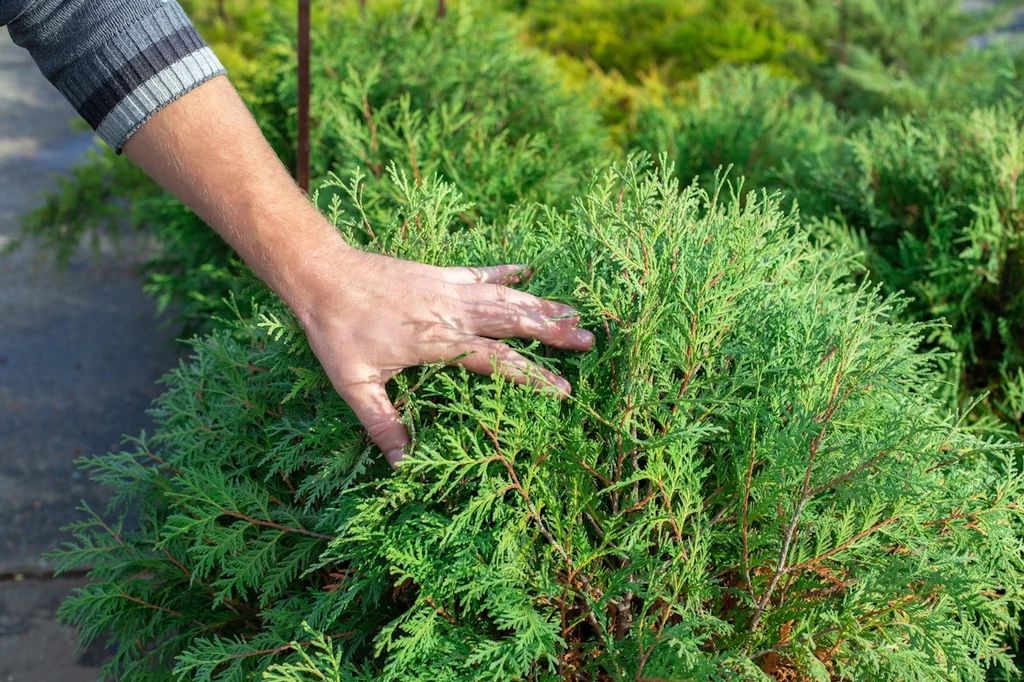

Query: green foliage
<box><xmin>629</xmin><ymin>65</ymin><xmax>844</xmax><ymax>199</ymax></box>
<box><xmin>908</xmin><ymin>46</ymin><xmax>1024</xmax><ymax>115</ymax></box>
<box><xmin>19</xmin><ymin>2</ymin><xmax>1021</xmax><ymax>337</ymax></box>
<box><xmin>177</xmin><ymin>0</ymin><xmax>293</xmax><ymax>83</ymax></box>
<box><xmin>273</xmin><ymin>5</ymin><xmax>610</xmax><ymax>221</ymax></box>
<box><xmin>54</xmin><ymin>163</ymin><xmax>1024</xmax><ymax>681</ymax></box>
<box><xmin>770</xmin><ymin>0</ymin><xmax>1020</xmax><ymax>113</ymax></box>
<box><xmin>11</xmin><ymin>147</ymin><xmax>152</xmax><ymax>267</ymax></box>
<box><xmin>512</xmin><ymin>0</ymin><xmax>815</xmax><ymax>84</ymax></box>
<box><xmin>806</xmin><ymin>107</ymin><xmax>1024</xmax><ymax>436</ymax></box>
<box><xmin>626</xmin><ymin>62</ymin><xmax>1024</xmax><ymax>437</ymax></box>
<box><xmin>14</xmin><ymin>5</ymin><xmax>1024</xmax><ymax>676</ymax></box>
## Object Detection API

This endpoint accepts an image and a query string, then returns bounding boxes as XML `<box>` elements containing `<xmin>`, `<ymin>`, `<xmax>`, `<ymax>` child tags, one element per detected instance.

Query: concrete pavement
<box><xmin>0</xmin><ymin>31</ymin><xmax>180</xmax><ymax>680</ymax></box>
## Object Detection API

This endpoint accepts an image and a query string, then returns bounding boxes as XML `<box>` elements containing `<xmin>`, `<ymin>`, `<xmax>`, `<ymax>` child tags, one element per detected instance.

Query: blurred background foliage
<box><xmin>178</xmin><ymin>0</ymin><xmax>1024</xmax><ymax>133</ymax></box>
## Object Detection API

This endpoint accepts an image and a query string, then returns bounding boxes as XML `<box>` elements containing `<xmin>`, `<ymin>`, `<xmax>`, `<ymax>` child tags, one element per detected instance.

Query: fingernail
<box><xmin>387</xmin><ymin>449</ymin><xmax>406</xmax><ymax>466</ymax></box>
<box><xmin>561</xmin><ymin>305</ymin><xmax>578</xmax><ymax>317</ymax></box>
<box><xmin>576</xmin><ymin>329</ymin><xmax>595</xmax><ymax>346</ymax></box>
<box><xmin>555</xmin><ymin>377</ymin><xmax>571</xmax><ymax>394</ymax></box>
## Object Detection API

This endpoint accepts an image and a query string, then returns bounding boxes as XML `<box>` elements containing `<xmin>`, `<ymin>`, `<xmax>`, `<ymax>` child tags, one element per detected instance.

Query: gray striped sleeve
<box><xmin>96</xmin><ymin>46</ymin><xmax>223</xmax><ymax>150</ymax></box>
<box><xmin>4</xmin><ymin>0</ymin><xmax>225</xmax><ymax>152</ymax></box>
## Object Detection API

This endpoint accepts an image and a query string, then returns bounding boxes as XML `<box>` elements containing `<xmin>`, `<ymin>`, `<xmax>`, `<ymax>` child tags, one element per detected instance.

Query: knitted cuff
<box><xmin>54</xmin><ymin>2</ymin><xmax>225</xmax><ymax>153</ymax></box>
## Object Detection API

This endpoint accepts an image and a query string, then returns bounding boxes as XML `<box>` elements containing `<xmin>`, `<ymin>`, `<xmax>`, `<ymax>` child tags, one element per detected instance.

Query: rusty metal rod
<box><xmin>297</xmin><ymin>0</ymin><xmax>311</xmax><ymax>193</ymax></box>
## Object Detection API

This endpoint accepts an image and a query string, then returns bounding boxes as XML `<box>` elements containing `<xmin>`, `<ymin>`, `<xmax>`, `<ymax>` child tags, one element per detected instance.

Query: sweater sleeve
<box><xmin>2</xmin><ymin>0</ymin><xmax>225</xmax><ymax>152</ymax></box>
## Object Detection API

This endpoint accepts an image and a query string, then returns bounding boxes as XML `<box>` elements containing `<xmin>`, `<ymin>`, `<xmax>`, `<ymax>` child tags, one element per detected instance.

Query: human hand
<box><xmin>295</xmin><ymin>244</ymin><xmax>595</xmax><ymax>467</ymax></box>
<box><xmin>119</xmin><ymin>78</ymin><xmax>591</xmax><ymax>468</ymax></box>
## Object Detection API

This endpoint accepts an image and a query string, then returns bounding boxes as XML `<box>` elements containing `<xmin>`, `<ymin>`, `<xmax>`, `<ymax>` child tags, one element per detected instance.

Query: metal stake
<box><xmin>297</xmin><ymin>0</ymin><xmax>311</xmax><ymax>193</ymax></box>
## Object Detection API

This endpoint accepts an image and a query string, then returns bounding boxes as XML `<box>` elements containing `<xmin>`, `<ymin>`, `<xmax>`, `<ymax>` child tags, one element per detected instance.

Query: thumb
<box><xmin>337</xmin><ymin>377</ymin><xmax>410</xmax><ymax>468</ymax></box>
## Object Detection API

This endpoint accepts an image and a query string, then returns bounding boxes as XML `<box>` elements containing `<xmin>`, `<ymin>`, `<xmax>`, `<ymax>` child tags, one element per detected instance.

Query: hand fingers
<box><xmin>455</xmin><ymin>336</ymin><xmax>571</xmax><ymax>397</ymax></box>
<box><xmin>472</xmin><ymin>282</ymin><xmax>582</xmax><ymax>322</ymax></box>
<box><xmin>442</xmin><ymin>264</ymin><xmax>532</xmax><ymax>285</ymax></box>
<box><xmin>462</xmin><ymin>300</ymin><xmax>594</xmax><ymax>351</ymax></box>
<box><xmin>335</xmin><ymin>375</ymin><xmax>409</xmax><ymax>468</ymax></box>
<box><xmin>440</xmin><ymin>269</ymin><xmax>595</xmax><ymax>350</ymax></box>
<box><xmin>440</xmin><ymin>263</ymin><xmax>584</xmax><ymax>323</ymax></box>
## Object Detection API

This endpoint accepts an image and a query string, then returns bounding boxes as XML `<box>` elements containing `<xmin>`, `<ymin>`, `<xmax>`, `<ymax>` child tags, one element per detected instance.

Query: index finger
<box><xmin>441</xmin><ymin>264</ymin><xmax>532</xmax><ymax>285</ymax></box>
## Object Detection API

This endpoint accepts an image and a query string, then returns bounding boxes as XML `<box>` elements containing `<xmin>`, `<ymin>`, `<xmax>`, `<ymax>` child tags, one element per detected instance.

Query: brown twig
<box><xmin>362</xmin><ymin>96</ymin><xmax>382</xmax><ymax>179</ymax></box>
<box><xmin>786</xmin><ymin>515</ymin><xmax>900</xmax><ymax>574</ymax></box>
<box><xmin>160</xmin><ymin>547</ymin><xmax>261</xmax><ymax>627</ymax></box>
<box><xmin>220</xmin><ymin>510</ymin><xmax>334</xmax><ymax>541</ymax></box>
<box><xmin>222</xmin><ymin>631</ymin><xmax>353</xmax><ymax>661</ymax></box>
<box><xmin>808</xmin><ymin>450</ymin><xmax>887</xmax><ymax>497</ymax></box>
<box><xmin>118</xmin><ymin>592</ymin><xmax>184</xmax><ymax>618</ymax></box>
<box><xmin>297</xmin><ymin>0</ymin><xmax>310</xmax><ymax>192</ymax></box>
<box><xmin>623</xmin><ymin>489</ymin><xmax>656</xmax><ymax>515</ymax></box>
<box><xmin>408</xmin><ymin>135</ymin><xmax>422</xmax><ymax>187</ymax></box>
<box><xmin>740</xmin><ymin>437</ymin><xmax>757</xmax><ymax>592</ymax></box>
<box><xmin>424</xmin><ymin>595</ymin><xmax>457</xmax><ymax>624</ymax></box>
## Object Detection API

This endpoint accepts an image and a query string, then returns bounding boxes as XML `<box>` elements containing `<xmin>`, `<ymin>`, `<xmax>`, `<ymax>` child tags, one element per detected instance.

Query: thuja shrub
<box><xmin>265</xmin><ymin>3</ymin><xmax>610</xmax><ymax>206</ymax></box>
<box><xmin>631</xmin><ymin>71</ymin><xmax>1024</xmax><ymax>436</ymax></box>
<box><xmin>55</xmin><ymin>163</ymin><xmax>1024</xmax><ymax>681</ymax></box>
<box><xmin>806</xmin><ymin>107</ymin><xmax>1024</xmax><ymax>436</ymax></box>
<box><xmin>628</xmin><ymin>66</ymin><xmax>843</xmax><ymax>202</ymax></box>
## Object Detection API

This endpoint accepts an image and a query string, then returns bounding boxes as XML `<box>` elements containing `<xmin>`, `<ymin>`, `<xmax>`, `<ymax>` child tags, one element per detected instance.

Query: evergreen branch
<box><xmin>477</xmin><ymin>419</ymin><xmax>569</xmax><ymax>565</ymax></box>
<box><xmin>219</xmin><ymin>511</ymin><xmax>335</xmax><ymax>541</ymax></box>
<box><xmin>807</xmin><ymin>449</ymin><xmax>888</xmax><ymax>497</ymax></box>
<box><xmin>116</xmin><ymin>591</ymin><xmax>201</xmax><ymax>627</ymax></box>
<box><xmin>159</xmin><ymin>546</ymin><xmax>262</xmax><ymax>628</ymax></box>
<box><xmin>222</xmin><ymin>631</ymin><xmax>354</xmax><ymax>662</ymax></box>
<box><xmin>750</xmin><ymin>371</ymin><xmax>852</xmax><ymax>631</ymax></box>
<box><xmin>477</xmin><ymin>418</ymin><xmax>611</xmax><ymax>651</ymax></box>
<box><xmin>785</xmin><ymin>514</ymin><xmax>901</xmax><ymax>574</ymax></box>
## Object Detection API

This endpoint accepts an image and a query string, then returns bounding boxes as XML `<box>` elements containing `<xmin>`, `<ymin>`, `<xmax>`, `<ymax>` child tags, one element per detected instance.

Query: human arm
<box><xmin>4</xmin><ymin>0</ymin><xmax>594</xmax><ymax>466</ymax></box>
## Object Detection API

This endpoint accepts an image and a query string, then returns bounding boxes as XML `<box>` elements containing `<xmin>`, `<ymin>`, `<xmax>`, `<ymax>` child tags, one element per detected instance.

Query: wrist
<box><xmin>270</xmin><ymin>221</ymin><xmax>356</xmax><ymax>331</ymax></box>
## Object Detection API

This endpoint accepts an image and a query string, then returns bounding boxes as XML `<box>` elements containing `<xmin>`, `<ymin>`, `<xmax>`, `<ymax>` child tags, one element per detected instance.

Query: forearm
<box><xmin>122</xmin><ymin>75</ymin><xmax>347</xmax><ymax>324</ymax></box>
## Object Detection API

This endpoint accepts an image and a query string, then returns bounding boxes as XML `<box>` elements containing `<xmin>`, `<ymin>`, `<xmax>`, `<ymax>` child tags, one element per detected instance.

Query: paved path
<box><xmin>0</xmin><ymin>31</ymin><xmax>180</xmax><ymax>680</ymax></box>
